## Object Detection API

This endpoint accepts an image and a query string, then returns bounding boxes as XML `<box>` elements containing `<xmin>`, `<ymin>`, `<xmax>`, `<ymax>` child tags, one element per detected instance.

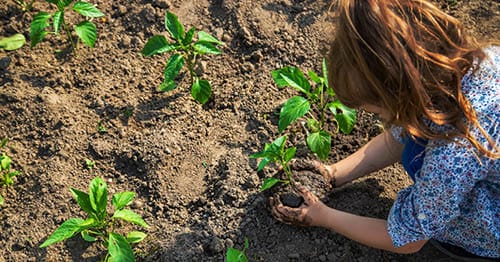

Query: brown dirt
<box><xmin>0</xmin><ymin>0</ymin><xmax>498</xmax><ymax>261</ymax></box>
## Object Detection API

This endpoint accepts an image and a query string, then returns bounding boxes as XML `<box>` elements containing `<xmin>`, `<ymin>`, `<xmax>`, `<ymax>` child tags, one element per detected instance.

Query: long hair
<box><xmin>328</xmin><ymin>0</ymin><xmax>499</xmax><ymax>158</ymax></box>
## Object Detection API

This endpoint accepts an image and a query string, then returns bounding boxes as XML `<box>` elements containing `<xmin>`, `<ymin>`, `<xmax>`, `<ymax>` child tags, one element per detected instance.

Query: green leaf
<box><xmin>141</xmin><ymin>35</ymin><xmax>178</xmax><ymax>56</ymax></box>
<box><xmin>306</xmin><ymin>118</ymin><xmax>320</xmax><ymax>133</ymax></box>
<box><xmin>108</xmin><ymin>233</ymin><xmax>135</xmax><ymax>262</ymax></box>
<box><xmin>52</xmin><ymin>11</ymin><xmax>64</xmax><ymax>34</ymax></box>
<box><xmin>30</xmin><ymin>12</ymin><xmax>51</xmax><ymax>48</ymax></box>
<box><xmin>73</xmin><ymin>1</ymin><xmax>104</xmax><ymax>17</ymax></box>
<box><xmin>0</xmin><ymin>137</ymin><xmax>7</xmax><ymax>148</ymax></box>
<box><xmin>113</xmin><ymin>209</ymin><xmax>149</xmax><ymax>228</ymax></box>
<box><xmin>79</xmin><ymin>217</ymin><xmax>98</xmax><ymax>228</ymax></box>
<box><xmin>164</xmin><ymin>54</ymin><xmax>184</xmax><ymax>81</ymax></box>
<box><xmin>283</xmin><ymin>147</ymin><xmax>296</xmax><ymax>163</ymax></box>
<box><xmin>182</xmin><ymin>27</ymin><xmax>196</xmax><ymax>46</ymax></box>
<box><xmin>57</xmin><ymin>0</ymin><xmax>73</xmax><ymax>9</ymax></box>
<box><xmin>308</xmin><ymin>70</ymin><xmax>322</xmax><ymax>84</ymax></box>
<box><xmin>165</xmin><ymin>11</ymin><xmax>184</xmax><ymax>40</ymax></box>
<box><xmin>278</xmin><ymin>96</ymin><xmax>310</xmax><ymax>133</ymax></box>
<box><xmin>226</xmin><ymin>247</ymin><xmax>248</xmax><ymax>262</ymax></box>
<box><xmin>306</xmin><ymin>131</ymin><xmax>331</xmax><ymax>160</ymax></box>
<box><xmin>197</xmin><ymin>31</ymin><xmax>223</xmax><ymax>45</ymax></box>
<box><xmin>256</xmin><ymin>158</ymin><xmax>270</xmax><ymax>172</ymax></box>
<box><xmin>191</xmin><ymin>78</ymin><xmax>211</xmax><ymax>104</ymax></box>
<box><xmin>0</xmin><ymin>195</ymin><xmax>3</xmax><ymax>206</ymax></box>
<box><xmin>193</xmin><ymin>41</ymin><xmax>221</xmax><ymax>55</ymax></box>
<box><xmin>158</xmin><ymin>79</ymin><xmax>177</xmax><ymax>92</ymax></box>
<box><xmin>126</xmin><ymin>231</ymin><xmax>147</xmax><ymax>244</ymax></box>
<box><xmin>260</xmin><ymin>177</ymin><xmax>280</xmax><ymax>191</ymax></box>
<box><xmin>272</xmin><ymin>135</ymin><xmax>287</xmax><ymax>153</ymax></box>
<box><xmin>329</xmin><ymin>99</ymin><xmax>357</xmax><ymax>134</ymax></box>
<box><xmin>1</xmin><ymin>153</ymin><xmax>11</xmax><ymax>170</ymax></box>
<box><xmin>74</xmin><ymin>21</ymin><xmax>97</xmax><ymax>48</ymax></box>
<box><xmin>81</xmin><ymin>230</ymin><xmax>97</xmax><ymax>242</ymax></box>
<box><xmin>322</xmin><ymin>58</ymin><xmax>329</xmax><ymax>87</ymax></box>
<box><xmin>39</xmin><ymin>218</ymin><xmax>85</xmax><ymax>248</ymax></box>
<box><xmin>70</xmin><ymin>188</ymin><xmax>94</xmax><ymax>215</ymax></box>
<box><xmin>89</xmin><ymin>177</ymin><xmax>108</xmax><ymax>215</ymax></box>
<box><xmin>112</xmin><ymin>192</ymin><xmax>135</xmax><ymax>210</ymax></box>
<box><xmin>0</xmin><ymin>34</ymin><xmax>26</xmax><ymax>51</ymax></box>
<box><xmin>271</xmin><ymin>67</ymin><xmax>311</xmax><ymax>95</ymax></box>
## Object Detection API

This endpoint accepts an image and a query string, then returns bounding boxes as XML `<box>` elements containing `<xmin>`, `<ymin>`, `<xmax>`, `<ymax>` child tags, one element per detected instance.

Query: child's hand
<box><xmin>269</xmin><ymin>185</ymin><xmax>327</xmax><ymax>227</ymax></box>
<box><xmin>289</xmin><ymin>159</ymin><xmax>336</xmax><ymax>187</ymax></box>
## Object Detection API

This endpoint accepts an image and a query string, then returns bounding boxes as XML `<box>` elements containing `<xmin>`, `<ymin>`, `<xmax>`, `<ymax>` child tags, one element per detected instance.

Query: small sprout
<box><xmin>85</xmin><ymin>159</ymin><xmax>95</xmax><ymax>170</ymax></box>
<box><xmin>141</xmin><ymin>11</ymin><xmax>224</xmax><ymax>104</ymax></box>
<box><xmin>0</xmin><ymin>138</ymin><xmax>21</xmax><ymax>206</ymax></box>
<box><xmin>97</xmin><ymin>121</ymin><xmax>107</xmax><ymax>133</ymax></box>
<box><xmin>40</xmin><ymin>177</ymin><xmax>149</xmax><ymax>262</ymax></box>
<box><xmin>226</xmin><ymin>238</ymin><xmax>249</xmax><ymax>262</ymax></box>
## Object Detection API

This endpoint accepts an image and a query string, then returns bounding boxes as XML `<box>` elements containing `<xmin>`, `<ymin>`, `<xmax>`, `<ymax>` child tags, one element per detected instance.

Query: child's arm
<box><xmin>329</xmin><ymin>129</ymin><xmax>404</xmax><ymax>186</ymax></box>
<box><xmin>271</xmin><ymin>185</ymin><xmax>427</xmax><ymax>254</ymax></box>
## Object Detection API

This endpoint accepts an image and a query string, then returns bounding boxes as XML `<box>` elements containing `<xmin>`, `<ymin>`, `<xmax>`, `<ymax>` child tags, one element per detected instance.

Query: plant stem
<box><xmin>62</xmin><ymin>18</ymin><xmax>76</xmax><ymax>55</ymax></box>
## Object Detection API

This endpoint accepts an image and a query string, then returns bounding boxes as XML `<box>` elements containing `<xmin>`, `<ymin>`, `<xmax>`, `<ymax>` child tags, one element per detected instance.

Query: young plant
<box><xmin>141</xmin><ymin>11</ymin><xmax>224</xmax><ymax>104</ymax></box>
<box><xmin>271</xmin><ymin>59</ymin><xmax>357</xmax><ymax>160</ymax></box>
<box><xmin>85</xmin><ymin>158</ymin><xmax>95</xmax><ymax>170</ymax></box>
<box><xmin>226</xmin><ymin>238</ymin><xmax>249</xmax><ymax>262</ymax></box>
<box><xmin>0</xmin><ymin>137</ymin><xmax>21</xmax><ymax>206</ymax></box>
<box><xmin>30</xmin><ymin>0</ymin><xmax>104</xmax><ymax>54</ymax></box>
<box><xmin>250</xmin><ymin>135</ymin><xmax>296</xmax><ymax>191</ymax></box>
<box><xmin>0</xmin><ymin>33</ymin><xmax>26</xmax><ymax>51</ymax></box>
<box><xmin>13</xmin><ymin>0</ymin><xmax>35</xmax><ymax>12</ymax></box>
<box><xmin>40</xmin><ymin>177</ymin><xmax>149</xmax><ymax>262</ymax></box>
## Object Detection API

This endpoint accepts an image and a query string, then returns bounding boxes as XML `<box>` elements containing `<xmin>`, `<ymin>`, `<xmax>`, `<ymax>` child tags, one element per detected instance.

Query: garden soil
<box><xmin>0</xmin><ymin>0</ymin><xmax>498</xmax><ymax>261</ymax></box>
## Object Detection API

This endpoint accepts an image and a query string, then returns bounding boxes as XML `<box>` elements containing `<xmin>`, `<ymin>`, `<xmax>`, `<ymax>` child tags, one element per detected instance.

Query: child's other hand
<box><xmin>270</xmin><ymin>185</ymin><xmax>327</xmax><ymax>227</ymax></box>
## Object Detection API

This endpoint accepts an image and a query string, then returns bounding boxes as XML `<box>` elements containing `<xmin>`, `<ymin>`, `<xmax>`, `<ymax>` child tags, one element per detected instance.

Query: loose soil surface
<box><xmin>0</xmin><ymin>0</ymin><xmax>498</xmax><ymax>261</ymax></box>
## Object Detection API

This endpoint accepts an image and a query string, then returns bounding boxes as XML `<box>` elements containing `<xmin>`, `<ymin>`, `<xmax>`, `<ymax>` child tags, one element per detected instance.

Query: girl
<box><xmin>270</xmin><ymin>0</ymin><xmax>499</xmax><ymax>260</ymax></box>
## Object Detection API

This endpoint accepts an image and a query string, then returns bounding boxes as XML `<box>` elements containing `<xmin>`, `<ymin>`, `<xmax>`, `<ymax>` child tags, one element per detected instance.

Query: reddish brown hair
<box><xmin>328</xmin><ymin>0</ymin><xmax>498</xmax><ymax>158</ymax></box>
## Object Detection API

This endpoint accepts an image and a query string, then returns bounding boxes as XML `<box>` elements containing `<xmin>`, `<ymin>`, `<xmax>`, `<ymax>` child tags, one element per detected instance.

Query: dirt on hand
<box><xmin>0</xmin><ymin>0</ymin><xmax>497</xmax><ymax>261</ymax></box>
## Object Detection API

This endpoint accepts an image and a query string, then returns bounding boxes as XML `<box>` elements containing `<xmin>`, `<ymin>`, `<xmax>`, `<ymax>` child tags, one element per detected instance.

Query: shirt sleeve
<box><xmin>387</xmin><ymin>137</ymin><xmax>493</xmax><ymax>246</ymax></box>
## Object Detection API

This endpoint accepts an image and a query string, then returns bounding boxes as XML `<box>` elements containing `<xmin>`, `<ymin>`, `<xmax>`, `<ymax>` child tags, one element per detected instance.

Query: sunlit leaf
<box><xmin>39</xmin><ymin>218</ymin><xmax>85</xmax><ymax>248</ymax></box>
<box><xmin>74</xmin><ymin>21</ymin><xmax>97</xmax><ymax>47</ymax></box>
<box><xmin>306</xmin><ymin>131</ymin><xmax>331</xmax><ymax>160</ymax></box>
<box><xmin>260</xmin><ymin>177</ymin><xmax>280</xmax><ymax>191</ymax></box>
<box><xmin>278</xmin><ymin>96</ymin><xmax>310</xmax><ymax>133</ymax></box>
<box><xmin>165</xmin><ymin>11</ymin><xmax>184</xmax><ymax>40</ymax></box>
<box><xmin>112</xmin><ymin>192</ymin><xmax>135</xmax><ymax>210</ymax></box>
<box><xmin>191</xmin><ymin>78</ymin><xmax>211</xmax><ymax>104</ymax></box>
<box><xmin>108</xmin><ymin>233</ymin><xmax>135</xmax><ymax>262</ymax></box>
<box><xmin>73</xmin><ymin>1</ymin><xmax>104</xmax><ymax>17</ymax></box>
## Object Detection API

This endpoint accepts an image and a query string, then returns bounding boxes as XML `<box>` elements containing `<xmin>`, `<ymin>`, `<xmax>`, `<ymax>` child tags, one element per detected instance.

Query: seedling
<box><xmin>40</xmin><ymin>177</ymin><xmax>149</xmax><ymax>262</ymax></box>
<box><xmin>30</xmin><ymin>0</ymin><xmax>104</xmax><ymax>54</ymax></box>
<box><xmin>226</xmin><ymin>238</ymin><xmax>249</xmax><ymax>262</ymax></box>
<box><xmin>271</xmin><ymin>59</ymin><xmax>356</xmax><ymax>160</ymax></box>
<box><xmin>141</xmin><ymin>11</ymin><xmax>224</xmax><ymax>104</ymax></box>
<box><xmin>97</xmin><ymin>121</ymin><xmax>106</xmax><ymax>133</ymax></box>
<box><xmin>85</xmin><ymin>158</ymin><xmax>95</xmax><ymax>170</ymax></box>
<box><xmin>13</xmin><ymin>0</ymin><xmax>35</xmax><ymax>11</ymax></box>
<box><xmin>250</xmin><ymin>135</ymin><xmax>296</xmax><ymax>191</ymax></box>
<box><xmin>0</xmin><ymin>137</ymin><xmax>21</xmax><ymax>206</ymax></box>
<box><xmin>0</xmin><ymin>34</ymin><xmax>26</xmax><ymax>51</ymax></box>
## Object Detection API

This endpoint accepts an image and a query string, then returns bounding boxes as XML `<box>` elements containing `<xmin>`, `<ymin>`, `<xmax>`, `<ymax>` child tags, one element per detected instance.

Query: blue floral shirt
<box><xmin>387</xmin><ymin>46</ymin><xmax>500</xmax><ymax>258</ymax></box>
